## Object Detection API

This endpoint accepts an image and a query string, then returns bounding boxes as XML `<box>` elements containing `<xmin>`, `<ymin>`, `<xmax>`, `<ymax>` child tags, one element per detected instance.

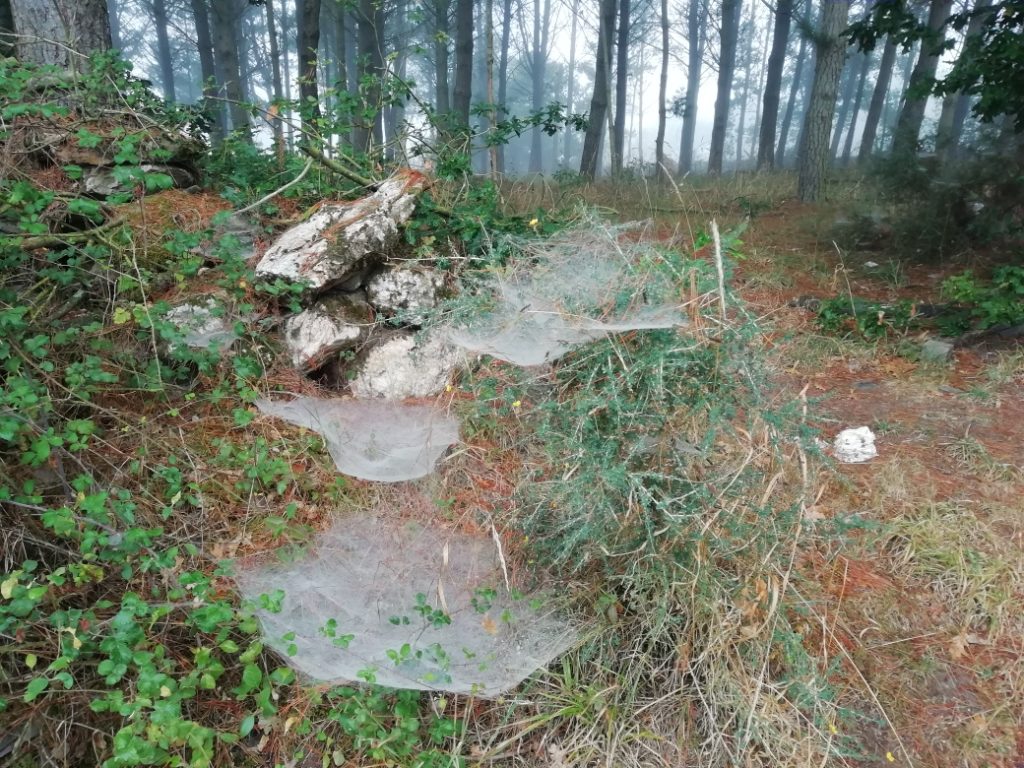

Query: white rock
<box><xmin>350</xmin><ymin>333</ymin><xmax>459</xmax><ymax>399</ymax></box>
<box><xmin>164</xmin><ymin>299</ymin><xmax>237</xmax><ymax>353</ymax></box>
<box><xmin>255</xmin><ymin>173</ymin><xmax>425</xmax><ymax>293</ymax></box>
<box><xmin>833</xmin><ymin>426</ymin><xmax>877</xmax><ymax>464</ymax></box>
<box><xmin>283</xmin><ymin>295</ymin><xmax>372</xmax><ymax>372</ymax></box>
<box><xmin>366</xmin><ymin>265</ymin><xmax>445</xmax><ymax>324</ymax></box>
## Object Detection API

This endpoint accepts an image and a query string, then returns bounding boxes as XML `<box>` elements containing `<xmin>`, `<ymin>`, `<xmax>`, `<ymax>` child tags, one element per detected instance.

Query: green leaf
<box><xmin>239</xmin><ymin>714</ymin><xmax>255</xmax><ymax>737</ymax></box>
<box><xmin>24</xmin><ymin>676</ymin><xmax>48</xmax><ymax>702</ymax></box>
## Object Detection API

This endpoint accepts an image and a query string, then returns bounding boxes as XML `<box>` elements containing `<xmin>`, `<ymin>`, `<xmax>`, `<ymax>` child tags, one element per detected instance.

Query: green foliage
<box><xmin>849</xmin><ymin>0</ymin><xmax>1024</xmax><ymax>129</ymax></box>
<box><xmin>941</xmin><ymin>265</ymin><xmax>1024</xmax><ymax>332</ymax></box>
<box><xmin>817</xmin><ymin>297</ymin><xmax>917</xmax><ymax>340</ymax></box>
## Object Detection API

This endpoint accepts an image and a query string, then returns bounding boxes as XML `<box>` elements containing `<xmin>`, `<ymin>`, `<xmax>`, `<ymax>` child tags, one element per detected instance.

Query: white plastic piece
<box><xmin>833</xmin><ymin>426</ymin><xmax>877</xmax><ymax>464</ymax></box>
<box><xmin>235</xmin><ymin>510</ymin><xmax>578</xmax><ymax>695</ymax></box>
<box><xmin>256</xmin><ymin>396</ymin><xmax>459</xmax><ymax>482</ymax></box>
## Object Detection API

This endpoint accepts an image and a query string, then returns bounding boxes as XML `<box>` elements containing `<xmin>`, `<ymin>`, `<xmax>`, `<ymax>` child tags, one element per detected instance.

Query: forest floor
<box><xmin>509</xmin><ymin>174</ymin><xmax>1023</xmax><ymax>765</ymax></box>
<box><xmin>661</xmin><ymin>185</ymin><xmax>1022</xmax><ymax>766</ymax></box>
<box><xmin>739</xmin><ymin>200</ymin><xmax>1023</xmax><ymax>767</ymax></box>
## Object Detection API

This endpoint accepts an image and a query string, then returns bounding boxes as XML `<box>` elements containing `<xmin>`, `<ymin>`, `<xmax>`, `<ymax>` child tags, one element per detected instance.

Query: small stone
<box><xmin>164</xmin><ymin>299</ymin><xmax>237</xmax><ymax>353</ymax></box>
<box><xmin>833</xmin><ymin>426</ymin><xmax>877</xmax><ymax>464</ymax></box>
<box><xmin>366</xmin><ymin>265</ymin><xmax>445</xmax><ymax>324</ymax></box>
<box><xmin>283</xmin><ymin>294</ymin><xmax>373</xmax><ymax>372</ymax></box>
<box><xmin>350</xmin><ymin>332</ymin><xmax>459</xmax><ymax>399</ymax></box>
<box><xmin>921</xmin><ymin>338</ymin><xmax>954</xmax><ymax>364</ymax></box>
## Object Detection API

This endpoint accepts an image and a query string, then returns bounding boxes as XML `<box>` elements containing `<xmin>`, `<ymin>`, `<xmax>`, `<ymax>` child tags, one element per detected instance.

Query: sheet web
<box><xmin>237</xmin><ymin>221</ymin><xmax>689</xmax><ymax>694</ymax></box>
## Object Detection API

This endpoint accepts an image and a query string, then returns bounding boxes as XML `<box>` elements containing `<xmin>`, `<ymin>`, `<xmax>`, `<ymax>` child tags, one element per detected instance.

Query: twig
<box><xmin>297</xmin><ymin>143</ymin><xmax>376</xmax><ymax>189</ymax></box>
<box><xmin>710</xmin><ymin>219</ymin><xmax>728</xmax><ymax>323</ymax></box>
<box><xmin>234</xmin><ymin>158</ymin><xmax>314</xmax><ymax>216</ymax></box>
<box><xmin>14</xmin><ymin>216</ymin><xmax>125</xmax><ymax>250</ymax></box>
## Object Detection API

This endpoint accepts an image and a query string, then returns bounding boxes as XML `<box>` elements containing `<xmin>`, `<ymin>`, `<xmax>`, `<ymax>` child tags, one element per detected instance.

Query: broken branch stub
<box><xmin>255</xmin><ymin>171</ymin><xmax>428</xmax><ymax>294</ymax></box>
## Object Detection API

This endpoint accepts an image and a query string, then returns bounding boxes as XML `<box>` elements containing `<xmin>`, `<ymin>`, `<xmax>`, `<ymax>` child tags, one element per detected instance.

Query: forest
<box><xmin>0</xmin><ymin>0</ymin><xmax>1022</xmax><ymax>767</ymax></box>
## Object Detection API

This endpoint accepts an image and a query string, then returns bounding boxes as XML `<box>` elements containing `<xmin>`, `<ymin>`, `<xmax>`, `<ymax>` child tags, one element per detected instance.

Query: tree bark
<box><xmin>840</xmin><ymin>49</ymin><xmax>871</xmax><ymax>164</ymax></box>
<box><xmin>677</xmin><ymin>0</ymin><xmax>705</xmax><ymax>174</ymax></box>
<box><xmin>210</xmin><ymin>0</ymin><xmax>249</xmax><ymax>138</ymax></box>
<box><xmin>563</xmin><ymin>0</ymin><xmax>580</xmax><ymax>168</ymax></box>
<box><xmin>944</xmin><ymin>0</ymin><xmax>993</xmax><ymax>159</ymax></box>
<box><xmin>353</xmin><ymin>0</ymin><xmax>384</xmax><ymax>151</ymax></box>
<box><xmin>858</xmin><ymin>35</ymin><xmax>895</xmax><ymax>161</ymax></box>
<box><xmin>153</xmin><ymin>0</ymin><xmax>176</xmax><ymax>102</ymax></box>
<box><xmin>580</xmin><ymin>0</ymin><xmax>616</xmax><ymax>178</ymax></box>
<box><xmin>708</xmin><ymin>0</ymin><xmax>740</xmax><ymax>175</ymax></box>
<box><xmin>265</xmin><ymin>0</ymin><xmax>285</xmax><ymax>159</ymax></box>
<box><xmin>107</xmin><ymin>0</ymin><xmax>121</xmax><ymax>51</ymax></box>
<box><xmin>757</xmin><ymin>0</ymin><xmax>793</xmax><ymax>171</ymax></box>
<box><xmin>434</xmin><ymin>0</ymin><xmax>450</xmax><ymax>119</ymax></box>
<box><xmin>891</xmin><ymin>0</ymin><xmax>953</xmax><ymax>158</ymax></box>
<box><xmin>452</xmin><ymin>0</ymin><xmax>474</xmax><ymax>127</ymax></box>
<box><xmin>495</xmin><ymin>0</ymin><xmax>512</xmax><ymax>172</ymax></box>
<box><xmin>9</xmin><ymin>0</ymin><xmax>111</xmax><ymax>68</ymax></box>
<box><xmin>297</xmin><ymin>0</ymin><xmax>322</xmax><ymax>139</ymax></box>
<box><xmin>654</xmin><ymin>0</ymin><xmax>669</xmax><ymax>179</ymax></box>
<box><xmin>734</xmin><ymin>6</ymin><xmax>750</xmax><ymax>169</ymax></box>
<box><xmin>797</xmin><ymin>0</ymin><xmax>849</xmax><ymax>202</ymax></box>
<box><xmin>189</xmin><ymin>0</ymin><xmax>224</xmax><ymax>142</ymax></box>
<box><xmin>528</xmin><ymin>0</ymin><xmax>552</xmax><ymax>172</ymax></box>
<box><xmin>775</xmin><ymin>31</ymin><xmax>806</xmax><ymax>166</ymax></box>
<box><xmin>0</xmin><ymin>0</ymin><xmax>15</xmax><ymax>58</ymax></box>
<box><xmin>611</xmin><ymin>0</ymin><xmax>630</xmax><ymax>174</ymax></box>
<box><xmin>829</xmin><ymin>52</ymin><xmax>857</xmax><ymax>159</ymax></box>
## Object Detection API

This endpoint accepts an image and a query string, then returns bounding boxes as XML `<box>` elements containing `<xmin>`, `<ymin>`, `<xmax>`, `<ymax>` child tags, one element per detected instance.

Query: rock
<box><xmin>366</xmin><ymin>265</ymin><xmax>445</xmax><ymax>324</ymax></box>
<box><xmin>83</xmin><ymin>164</ymin><xmax>196</xmax><ymax>197</ymax></box>
<box><xmin>164</xmin><ymin>299</ymin><xmax>237</xmax><ymax>353</ymax></box>
<box><xmin>832</xmin><ymin>426</ymin><xmax>877</xmax><ymax>464</ymax></box>
<box><xmin>350</xmin><ymin>332</ymin><xmax>459</xmax><ymax>399</ymax></box>
<box><xmin>283</xmin><ymin>293</ymin><xmax>373</xmax><ymax>373</ymax></box>
<box><xmin>254</xmin><ymin>171</ymin><xmax>427</xmax><ymax>294</ymax></box>
<box><xmin>921</xmin><ymin>338</ymin><xmax>954</xmax><ymax>364</ymax></box>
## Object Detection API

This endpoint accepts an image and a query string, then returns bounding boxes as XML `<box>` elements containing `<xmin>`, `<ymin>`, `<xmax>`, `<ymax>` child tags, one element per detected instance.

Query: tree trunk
<box><xmin>563</xmin><ymin>0</ymin><xmax>580</xmax><ymax>168</ymax></box>
<box><xmin>265</xmin><ymin>0</ymin><xmax>285</xmax><ymax>160</ymax></box>
<box><xmin>353</xmin><ymin>0</ymin><xmax>384</xmax><ymax>151</ymax></box>
<box><xmin>297</xmin><ymin>0</ymin><xmax>322</xmax><ymax>139</ymax></box>
<box><xmin>891</xmin><ymin>0</ymin><xmax>952</xmax><ymax>157</ymax></box>
<box><xmin>485</xmin><ymin>0</ymin><xmax>498</xmax><ymax>174</ymax></box>
<box><xmin>153</xmin><ymin>0</ymin><xmax>176</xmax><ymax>102</ymax></box>
<box><xmin>708</xmin><ymin>0</ymin><xmax>740</xmax><ymax>175</ymax></box>
<box><xmin>677</xmin><ymin>0</ymin><xmax>705</xmax><ymax>174</ymax></box>
<box><xmin>734</xmin><ymin>7</ymin><xmax>749</xmax><ymax>170</ymax></box>
<box><xmin>611</xmin><ymin>0</ymin><xmax>630</xmax><ymax>174</ymax></box>
<box><xmin>9</xmin><ymin>0</ymin><xmax>111</xmax><ymax>68</ymax></box>
<box><xmin>797</xmin><ymin>0</ymin><xmax>849</xmax><ymax>202</ymax></box>
<box><xmin>210</xmin><ymin>0</ymin><xmax>249</xmax><ymax>138</ymax></box>
<box><xmin>107</xmin><ymin>0</ymin><xmax>121</xmax><ymax>51</ymax></box>
<box><xmin>528</xmin><ymin>0</ymin><xmax>551</xmax><ymax>172</ymax></box>
<box><xmin>775</xmin><ymin>31</ymin><xmax>806</xmax><ymax>166</ymax></box>
<box><xmin>654</xmin><ymin>0</ymin><xmax>669</xmax><ymax>179</ymax></box>
<box><xmin>858</xmin><ymin>36</ymin><xmax>895</xmax><ymax>161</ymax></box>
<box><xmin>580</xmin><ymin>0</ymin><xmax>616</xmax><ymax>178</ymax></box>
<box><xmin>0</xmin><ymin>0</ymin><xmax>15</xmax><ymax>58</ymax></box>
<box><xmin>434</xmin><ymin>0</ymin><xmax>450</xmax><ymax>119</ymax></box>
<box><xmin>495</xmin><ymin>0</ymin><xmax>512</xmax><ymax>172</ymax></box>
<box><xmin>452</xmin><ymin>0</ymin><xmax>473</xmax><ymax>127</ymax></box>
<box><xmin>840</xmin><ymin>49</ymin><xmax>871</xmax><ymax>164</ymax></box>
<box><xmin>189</xmin><ymin>0</ymin><xmax>224</xmax><ymax>142</ymax></box>
<box><xmin>944</xmin><ymin>0</ymin><xmax>993</xmax><ymax>159</ymax></box>
<box><xmin>385</xmin><ymin>0</ymin><xmax>408</xmax><ymax>158</ymax></box>
<box><xmin>748</xmin><ymin>8</ymin><xmax>772</xmax><ymax>161</ymax></box>
<box><xmin>829</xmin><ymin>52</ymin><xmax>857</xmax><ymax>159</ymax></box>
<box><xmin>757</xmin><ymin>0</ymin><xmax>793</xmax><ymax>171</ymax></box>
